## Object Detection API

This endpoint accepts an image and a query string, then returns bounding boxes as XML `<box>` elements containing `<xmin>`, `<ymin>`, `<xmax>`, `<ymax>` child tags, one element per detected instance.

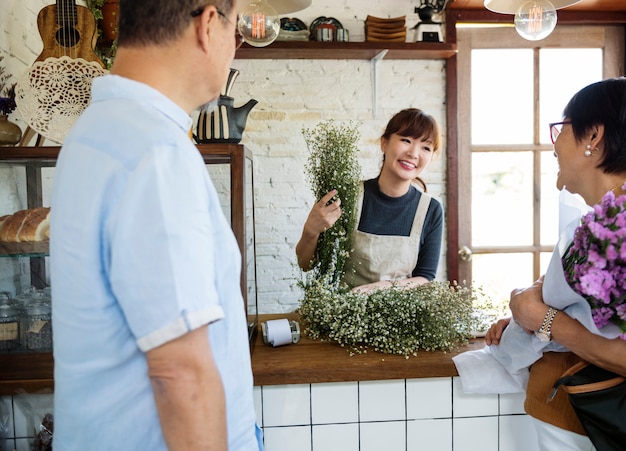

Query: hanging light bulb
<box><xmin>238</xmin><ymin>0</ymin><xmax>281</xmax><ymax>47</ymax></box>
<box><xmin>513</xmin><ymin>0</ymin><xmax>557</xmax><ymax>41</ymax></box>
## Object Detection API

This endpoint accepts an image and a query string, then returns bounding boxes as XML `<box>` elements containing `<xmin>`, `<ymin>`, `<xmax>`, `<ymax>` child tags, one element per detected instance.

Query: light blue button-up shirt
<box><xmin>51</xmin><ymin>75</ymin><xmax>259</xmax><ymax>450</ymax></box>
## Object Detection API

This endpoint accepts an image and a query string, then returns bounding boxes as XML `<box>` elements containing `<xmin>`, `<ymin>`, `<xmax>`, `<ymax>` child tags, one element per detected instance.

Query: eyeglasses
<box><xmin>549</xmin><ymin>121</ymin><xmax>571</xmax><ymax>144</ymax></box>
<box><xmin>190</xmin><ymin>6</ymin><xmax>244</xmax><ymax>49</ymax></box>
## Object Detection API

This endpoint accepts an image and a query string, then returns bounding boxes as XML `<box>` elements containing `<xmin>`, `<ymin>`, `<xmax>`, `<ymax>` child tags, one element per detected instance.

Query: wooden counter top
<box><xmin>0</xmin><ymin>313</ymin><xmax>485</xmax><ymax>394</ymax></box>
<box><xmin>251</xmin><ymin>314</ymin><xmax>485</xmax><ymax>386</ymax></box>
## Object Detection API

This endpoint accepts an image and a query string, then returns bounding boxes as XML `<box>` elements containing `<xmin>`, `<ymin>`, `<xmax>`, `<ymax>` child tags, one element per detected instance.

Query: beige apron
<box><xmin>343</xmin><ymin>183</ymin><xmax>431</xmax><ymax>288</ymax></box>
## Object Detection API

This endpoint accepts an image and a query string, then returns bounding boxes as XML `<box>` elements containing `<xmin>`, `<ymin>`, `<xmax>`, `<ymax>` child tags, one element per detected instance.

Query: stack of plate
<box><xmin>277</xmin><ymin>18</ymin><xmax>310</xmax><ymax>41</ymax></box>
<box><xmin>365</xmin><ymin>15</ymin><xmax>406</xmax><ymax>43</ymax></box>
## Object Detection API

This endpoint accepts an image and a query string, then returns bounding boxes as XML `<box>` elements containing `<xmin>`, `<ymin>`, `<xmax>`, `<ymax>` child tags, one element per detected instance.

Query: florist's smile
<box><xmin>399</xmin><ymin>159</ymin><xmax>418</xmax><ymax>171</ymax></box>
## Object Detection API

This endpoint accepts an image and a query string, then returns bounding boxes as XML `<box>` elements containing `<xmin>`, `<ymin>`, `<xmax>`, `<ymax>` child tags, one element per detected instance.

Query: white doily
<box><xmin>15</xmin><ymin>56</ymin><xmax>107</xmax><ymax>144</ymax></box>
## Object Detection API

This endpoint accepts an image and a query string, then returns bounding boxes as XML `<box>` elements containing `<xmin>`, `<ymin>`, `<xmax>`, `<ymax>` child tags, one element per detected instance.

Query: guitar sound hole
<box><xmin>56</xmin><ymin>27</ymin><xmax>80</xmax><ymax>48</ymax></box>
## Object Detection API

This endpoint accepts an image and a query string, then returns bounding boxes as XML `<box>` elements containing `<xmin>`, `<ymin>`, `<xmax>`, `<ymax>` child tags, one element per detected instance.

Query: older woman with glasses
<box><xmin>50</xmin><ymin>1</ymin><xmax>262</xmax><ymax>450</ymax></box>
<box><xmin>455</xmin><ymin>77</ymin><xmax>626</xmax><ymax>451</ymax></box>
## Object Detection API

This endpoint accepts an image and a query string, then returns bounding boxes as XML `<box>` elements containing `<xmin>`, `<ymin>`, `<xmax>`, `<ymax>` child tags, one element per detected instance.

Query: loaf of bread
<box><xmin>0</xmin><ymin>209</ymin><xmax>30</xmax><ymax>242</ymax></box>
<box><xmin>0</xmin><ymin>207</ymin><xmax>51</xmax><ymax>242</ymax></box>
<box><xmin>0</xmin><ymin>215</ymin><xmax>9</xmax><ymax>235</ymax></box>
<box><xmin>19</xmin><ymin>207</ymin><xmax>51</xmax><ymax>242</ymax></box>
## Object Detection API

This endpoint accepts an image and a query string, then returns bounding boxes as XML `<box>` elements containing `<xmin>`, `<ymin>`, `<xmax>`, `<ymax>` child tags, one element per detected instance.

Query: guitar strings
<box><xmin>58</xmin><ymin>0</ymin><xmax>65</xmax><ymax>58</ymax></box>
<box><xmin>57</xmin><ymin>0</ymin><xmax>76</xmax><ymax>59</ymax></box>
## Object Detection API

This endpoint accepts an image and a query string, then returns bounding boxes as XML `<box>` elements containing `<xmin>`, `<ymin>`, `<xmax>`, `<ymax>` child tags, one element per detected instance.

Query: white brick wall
<box><xmin>0</xmin><ymin>0</ymin><xmax>448</xmax><ymax>313</ymax></box>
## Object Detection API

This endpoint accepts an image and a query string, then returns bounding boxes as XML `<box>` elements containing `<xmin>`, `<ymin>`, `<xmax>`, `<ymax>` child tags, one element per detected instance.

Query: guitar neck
<box><xmin>55</xmin><ymin>0</ymin><xmax>78</xmax><ymax>28</ymax></box>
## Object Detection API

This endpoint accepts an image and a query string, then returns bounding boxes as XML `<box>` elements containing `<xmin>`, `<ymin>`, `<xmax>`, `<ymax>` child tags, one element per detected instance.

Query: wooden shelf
<box><xmin>0</xmin><ymin>242</ymin><xmax>48</xmax><ymax>257</ymax></box>
<box><xmin>0</xmin><ymin>146</ymin><xmax>59</xmax><ymax>163</ymax></box>
<box><xmin>0</xmin><ymin>353</ymin><xmax>54</xmax><ymax>395</ymax></box>
<box><xmin>235</xmin><ymin>40</ymin><xmax>457</xmax><ymax>60</ymax></box>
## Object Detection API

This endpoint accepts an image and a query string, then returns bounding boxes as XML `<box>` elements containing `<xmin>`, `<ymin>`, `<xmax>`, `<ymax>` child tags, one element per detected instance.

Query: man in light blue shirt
<box><xmin>50</xmin><ymin>1</ymin><xmax>261</xmax><ymax>449</ymax></box>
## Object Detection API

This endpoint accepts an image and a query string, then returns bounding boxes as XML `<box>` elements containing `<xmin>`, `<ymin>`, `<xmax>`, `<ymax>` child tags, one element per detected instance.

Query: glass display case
<box><xmin>198</xmin><ymin>144</ymin><xmax>259</xmax><ymax>344</ymax></box>
<box><xmin>0</xmin><ymin>144</ymin><xmax>258</xmax><ymax>395</ymax></box>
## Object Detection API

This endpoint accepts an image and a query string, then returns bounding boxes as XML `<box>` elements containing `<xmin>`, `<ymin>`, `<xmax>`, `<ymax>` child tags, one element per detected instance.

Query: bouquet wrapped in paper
<box><xmin>563</xmin><ymin>184</ymin><xmax>626</xmax><ymax>337</ymax></box>
<box><xmin>453</xmin><ymin>188</ymin><xmax>624</xmax><ymax>394</ymax></box>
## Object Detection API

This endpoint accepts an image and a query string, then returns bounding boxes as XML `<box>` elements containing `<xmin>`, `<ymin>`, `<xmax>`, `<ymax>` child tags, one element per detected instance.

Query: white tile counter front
<box><xmin>252</xmin><ymin>314</ymin><xmax>541</xmax><ymax>451</ymax></box>
<box><xmin>253</xmin><ymin>380</ymin><xmax>539</xmax><ymax>451</ymax></box>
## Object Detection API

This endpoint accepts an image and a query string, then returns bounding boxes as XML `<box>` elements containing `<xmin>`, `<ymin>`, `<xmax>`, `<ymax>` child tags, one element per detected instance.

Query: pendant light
<box><xmin>484</xmin><ymin>0</ymin><xmax>580</xmax><ymax>41</ymax></box>
<box><xmin>514</xmin><ymin>0</ymin><xmax>557</xmax><ymax>41</ymax></box>
<box><xmin>237</xmin><ymin>0</ymin><xmax>311</xmax><ymax>47</ymax></box>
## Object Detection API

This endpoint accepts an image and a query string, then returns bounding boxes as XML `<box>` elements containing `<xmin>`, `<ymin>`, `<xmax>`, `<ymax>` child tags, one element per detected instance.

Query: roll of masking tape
<box><xmin>262</xmin><ymin>319</ymin><xmax>300</xmax><ymax>347</ymax></box>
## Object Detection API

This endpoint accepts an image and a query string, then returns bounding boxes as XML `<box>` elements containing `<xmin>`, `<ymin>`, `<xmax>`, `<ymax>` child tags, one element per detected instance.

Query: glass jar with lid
<box><xmin>21</xmin><ymin>301</ymin><xmax>52</xmax><ymax>352</ymax></box>
<box><xmin>0</xmin><ymin>296</ymin><xmax>20</xmax><ymax>352</ymax></box>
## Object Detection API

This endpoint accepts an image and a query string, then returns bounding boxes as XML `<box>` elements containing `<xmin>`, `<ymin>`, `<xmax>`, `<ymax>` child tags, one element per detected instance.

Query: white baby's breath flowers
<box><xmin>302</xmin><ymin>120</ymin><xmax>362</xmax><ymax>289</ymax></box>
<box><xmin>298</xmin><ymin>279</ymin><xmax>487</xmax><ymax>356</ymax></box>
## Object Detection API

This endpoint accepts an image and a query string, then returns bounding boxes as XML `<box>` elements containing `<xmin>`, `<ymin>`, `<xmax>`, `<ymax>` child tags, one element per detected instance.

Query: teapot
<box><xmin>194</xmin><ymin>68</ymin><xmax>258</xmax><ymax>144</ymax></box>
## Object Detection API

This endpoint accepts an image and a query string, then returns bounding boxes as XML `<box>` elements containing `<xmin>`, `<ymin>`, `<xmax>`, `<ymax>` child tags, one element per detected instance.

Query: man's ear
<box><xmin>194</xmin><ymin>6</ymin><xmax>218</xmax><ymax>52</ymax></box>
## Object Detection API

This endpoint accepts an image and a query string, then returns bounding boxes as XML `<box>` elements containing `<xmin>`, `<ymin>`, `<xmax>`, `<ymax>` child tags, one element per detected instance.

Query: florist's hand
<box><xmin>509</xmin><ymin>276</ymin><xmax>549</xmax><ymax>334</ymax></box>
<box><xmin>302</xmin><ymin>190</ymin><xmax>342</xmax><ymax>237</ymax></box>
<box><xmin>351</xmin><ymin>280</ymin><xmax>393</xmax><ymax>294</ymax></box>
<box><xmin>484</xmin><ymin>318</ymin><xmax>511</xmax><ymax>345</ymax></box>
<box><xmin>351</xmin><ymin>277</ymin><xmax>428</xmax><ymax>294</ymax></box>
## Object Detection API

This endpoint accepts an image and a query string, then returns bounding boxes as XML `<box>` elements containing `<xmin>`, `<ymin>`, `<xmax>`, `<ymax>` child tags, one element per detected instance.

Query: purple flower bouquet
<box><xmin>563</xmin><ymin>183</ymin><xmax>626</xmax><ymax>337</ymax></box>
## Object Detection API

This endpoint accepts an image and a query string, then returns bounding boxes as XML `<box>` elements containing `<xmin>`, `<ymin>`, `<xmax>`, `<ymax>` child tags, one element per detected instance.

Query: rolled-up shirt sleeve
<box><xmin>108</xmin><ymin>144</ymin><xmax>225</xmax><ymax>352</ymax></box>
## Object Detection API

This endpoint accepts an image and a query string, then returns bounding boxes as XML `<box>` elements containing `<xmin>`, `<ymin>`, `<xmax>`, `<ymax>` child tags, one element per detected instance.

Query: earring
<box><xmin>585</xmin><ymin>144</ymin><xmax>593</xmax><ymax>157</ymax></box>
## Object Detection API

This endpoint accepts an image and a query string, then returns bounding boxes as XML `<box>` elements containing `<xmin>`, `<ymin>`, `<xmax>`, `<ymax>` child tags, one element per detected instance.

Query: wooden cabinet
<box><xmin>0</xmin><ymin>144</ymin><xmax>258</xmax><ymax>395</ymax></box>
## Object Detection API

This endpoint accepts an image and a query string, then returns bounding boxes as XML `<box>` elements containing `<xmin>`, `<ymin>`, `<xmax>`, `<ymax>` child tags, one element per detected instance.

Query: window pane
<box><xmin>540</xmin><ymin>150</ymin><xmax>560</xmax><ymax>246</ymax></box>
<box><xmin>472</xmin><ymin>253</ymin><xmax>534</xmax><ymax>308</ymax></box>
<box><xmin>540</xmin><ymin>252</ymin><xmax>553</xmax><ymax>276</ymax></box>
<box><xmin>471</xmin><ymin>49</ymin><xmax>534</xmax><ymax>145</ymax></box>
<box><xmin>539</xmin><ymin>49</ymin><xmax>603</xmax><ymax>144</ymax></box>
<box><xmin>472</xmin><ymin>152</ymin><xmax>533</xmax><ymax>246</ymax></box>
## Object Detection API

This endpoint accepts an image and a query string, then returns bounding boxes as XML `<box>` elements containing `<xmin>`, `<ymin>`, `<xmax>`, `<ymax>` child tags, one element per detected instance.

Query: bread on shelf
<box><xmin>19</xmin><ymin>207</ymin><xmax>51</xmax><ymax>242</ymax></box>
<box><xmin>0</xmin><ymin>207</ymin><xmax>50</xmax><ymax>242</ymax></box>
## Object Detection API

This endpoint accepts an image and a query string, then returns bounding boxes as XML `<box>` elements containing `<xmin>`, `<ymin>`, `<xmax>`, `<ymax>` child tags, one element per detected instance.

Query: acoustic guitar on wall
<box><xmin>35</xmin><ymin>0</ymin><xmax>104</xmax><ymax>67</ymax></box>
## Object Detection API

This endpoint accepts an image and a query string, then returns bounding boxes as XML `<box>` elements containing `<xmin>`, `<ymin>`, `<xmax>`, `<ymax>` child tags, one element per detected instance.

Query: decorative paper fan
<box><xmin>15</xmin><ymin>56</ymin><xmax>107</xmax><ymax>144</ymax></box>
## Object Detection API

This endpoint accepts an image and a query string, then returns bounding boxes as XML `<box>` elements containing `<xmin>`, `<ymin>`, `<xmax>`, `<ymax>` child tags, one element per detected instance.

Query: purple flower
<box><xmin>591</xmin><ymin>306</ymin><xmax>614</xmax><ymax>329</ymax></box>
<box><xmin>617</xmin><ymin>304</ymin><xmax>626</xmax><ymax>321</ymax></box>
<box><xmin>605</xmin><ymin>244</ymin><xmax>619</xmax><ymax>262</ymax></box>
<box><xmin>588</xmin><ymin>221</ymin><xmax>613</xmax><ymax>241</ymax></box>
<box><xmin>587</xmin><ymin>248</ymin><xmax>607</xmax><ymax>269</ymax></box>
<box><xmin>563</xmin><ymin>187</ymin><xmax>626</xmax><ymax>336</ymax></box>
<box><xmin>579</xmin><ymin>268</ymin><xmax>615</xmax><ymax>303</ymax></box>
